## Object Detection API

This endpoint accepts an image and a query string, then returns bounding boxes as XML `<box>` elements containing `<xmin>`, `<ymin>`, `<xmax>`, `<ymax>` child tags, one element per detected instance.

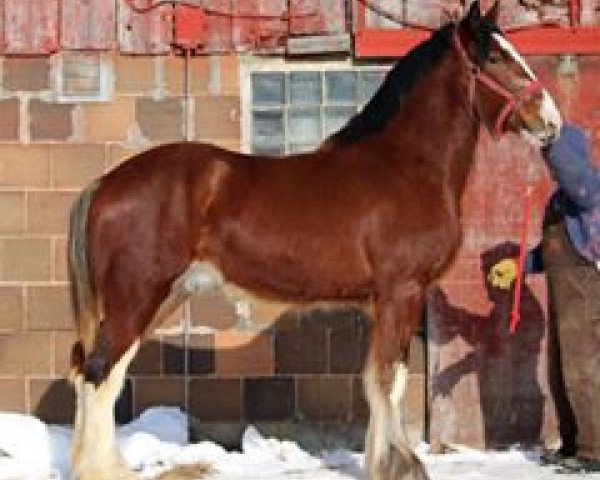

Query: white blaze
<box><xmin>492</xmin><ymin>32</ymin><xmax>563</xmax><ymax>138</ymax></box>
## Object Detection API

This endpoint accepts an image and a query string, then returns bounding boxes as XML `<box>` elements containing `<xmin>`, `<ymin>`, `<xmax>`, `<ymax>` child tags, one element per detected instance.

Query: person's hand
<box><xmin>487</xmin><ymin>258</ymin><xmax>518</xmax><ymax>289</ymax></box>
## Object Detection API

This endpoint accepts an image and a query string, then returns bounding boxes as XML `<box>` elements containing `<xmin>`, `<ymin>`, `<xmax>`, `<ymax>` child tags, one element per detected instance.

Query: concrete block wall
<box><xmin>0</xmin><ymin>52</ymin><xmax>426</xmax><ymax>447</ymax></box>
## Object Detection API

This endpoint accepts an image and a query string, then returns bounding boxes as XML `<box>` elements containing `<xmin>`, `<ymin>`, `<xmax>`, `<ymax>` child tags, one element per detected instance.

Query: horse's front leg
<box><xmin>363</xmin><ymin>281</ymin><xmax>429</xmax><ymax>480</ymax></box>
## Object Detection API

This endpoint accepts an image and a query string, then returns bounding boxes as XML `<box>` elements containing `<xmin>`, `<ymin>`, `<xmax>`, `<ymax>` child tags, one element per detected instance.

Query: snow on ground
<box><xmin>0</xmin><ymin>407</ymin><xmax>598</xmax><ymax>480</ymax></box>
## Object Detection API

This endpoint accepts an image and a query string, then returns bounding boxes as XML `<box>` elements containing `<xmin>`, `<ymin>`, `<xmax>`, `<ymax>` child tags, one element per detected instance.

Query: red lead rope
<box><xmin>510</xmin><ymin>186</ymin><xmax>534</xmax><ymax>334</ymax></box>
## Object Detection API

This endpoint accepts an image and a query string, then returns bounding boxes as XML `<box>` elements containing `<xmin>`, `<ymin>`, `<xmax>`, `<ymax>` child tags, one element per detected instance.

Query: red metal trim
<box><xmin>509</xmin><ymin>26</ymin><xmax>600</xmax><ymax>55</ymax></box>
<box><xmin>354</xmin><ymin>29</ymin><xmax>430</xmax><ymax>58</ymax></box>
<box><xmin>355</xmin><ymin>26</ymin><xmax>600</xmax><ymax>57</ymax></box>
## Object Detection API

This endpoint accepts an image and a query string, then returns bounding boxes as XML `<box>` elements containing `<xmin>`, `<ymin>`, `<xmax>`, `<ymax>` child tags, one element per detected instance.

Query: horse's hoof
<box><xmin>376</xmin><ymin>444</ymin><xmax>430</xmax><ymax>480</ymax></box>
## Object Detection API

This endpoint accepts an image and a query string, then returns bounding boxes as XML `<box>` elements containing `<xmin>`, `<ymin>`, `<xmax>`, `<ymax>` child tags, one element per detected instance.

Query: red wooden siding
<box><xmin>61</xmin><ymin>0</ymin><xmax>116</xmax><ymax>50</ymax></box>
<box><xmin>354</xmin><ymin>0</ymin><xmax>572</xmax><ymax>31</ymax></box>
<box><xmin>354</xmin><ymin>0</ymin><xmax>600</xmax><ymax>57</ymax></box>
<box><xmin>118</xmin><ymin>0</ymin><xmax>172</xmax><ymax>54</ymax></box>
<box><xmin>581</xmin><ymin>0</ymin><xmax>600</xmax><ymax>25</ymax></box>
<box><xmin>3</xmin><ymin>0</ymin><xmax>59</xmax><ymax>55</ymax></box>
<box><xmin>289</xmin><ymin>0</ymin><xmax>347</xmax><ymax>35</ymax></box>
<box><xmin>0</xmin><ymin>1</ymin><xmax>4</xmax><ymax>54</ymax></box>
<box><xmin>233</xmin><ymin>0</ymin><xmax>288</xmax><ymax>52</ymax></box>
<box><xmin>198</xmin><ymin>0</ymin><xmax>234</xmax><ymax>53</ymax></box>
<box><xmin>0</xmin><ymin>1</ymin><xmax>598</xmax><ymax>56</ymax></box>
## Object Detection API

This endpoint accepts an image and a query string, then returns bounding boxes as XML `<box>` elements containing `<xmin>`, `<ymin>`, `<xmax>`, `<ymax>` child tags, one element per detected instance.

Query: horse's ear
<box><xmin>462</xmin><ymin>1</ymin><xmax>482</xmax><ymax>32</ymax></box>
<box><xmin>484</xmin><ymin>1</ymin><xmax>500</xmax><ymax>25</ymax></box>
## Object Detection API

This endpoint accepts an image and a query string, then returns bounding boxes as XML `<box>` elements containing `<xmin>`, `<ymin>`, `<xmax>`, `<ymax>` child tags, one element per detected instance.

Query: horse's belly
<box><xmin>204</xmin><ymin>227</ymin><xmax>375</xmax><ymax>302</ymax></box>
<box><xmin>167</xmin><ymin>259</ymin><xmax>370</xmax><ymax>328</ymax></box>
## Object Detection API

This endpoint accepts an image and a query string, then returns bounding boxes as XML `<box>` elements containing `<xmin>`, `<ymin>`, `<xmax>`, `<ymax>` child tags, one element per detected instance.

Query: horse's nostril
<box><xmin>545</xmin><ymin>121</ymin><xmax>560</xmax><ymax>142</ymax></box>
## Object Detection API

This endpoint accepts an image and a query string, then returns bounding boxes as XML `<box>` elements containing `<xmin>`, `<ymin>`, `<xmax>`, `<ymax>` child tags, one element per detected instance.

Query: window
<box><xmin>54</xmin><ymin>52</ymin><xmax>113</xmax><ymax>103</ymax></box>
<box><xmin>245</xmin><ymin>64</ymin><xmax>389</xmax><ymax>155</ymax></box>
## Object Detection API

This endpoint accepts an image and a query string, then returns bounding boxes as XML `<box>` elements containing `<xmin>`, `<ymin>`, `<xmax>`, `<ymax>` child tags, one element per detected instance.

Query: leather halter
<box><xmin>452</xmin><ymin>31</ymin><xmax>543</xmax><ymax>136</ymax></box>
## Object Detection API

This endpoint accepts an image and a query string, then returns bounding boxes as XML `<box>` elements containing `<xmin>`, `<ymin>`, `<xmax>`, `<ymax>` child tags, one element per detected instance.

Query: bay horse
<box><xmin>67</xmin><ymin>2</ymin><xmax>562</xmax><ymax>479</ymax></box>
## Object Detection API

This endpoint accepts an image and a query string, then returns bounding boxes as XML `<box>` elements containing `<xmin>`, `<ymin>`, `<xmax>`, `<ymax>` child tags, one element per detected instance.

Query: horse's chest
<box><xmin>378</xmin><ymin>211</ymin><xmax>462</xmax><ymax>280</ymax></box>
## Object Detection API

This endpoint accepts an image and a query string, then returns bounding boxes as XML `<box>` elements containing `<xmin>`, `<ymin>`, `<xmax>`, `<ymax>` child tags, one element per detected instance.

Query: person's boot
<box><xmin>540</xmin><ymin>444</ymin><xmax>576</xmax><ymax>465</ymax></box>
<box><xmin>557</xmin><ymin>457</ymin><xmax>600</xmax><ymax>474</ymax></box>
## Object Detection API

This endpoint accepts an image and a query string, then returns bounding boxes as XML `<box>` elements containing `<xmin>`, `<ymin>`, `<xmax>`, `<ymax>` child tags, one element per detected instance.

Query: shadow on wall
<box><xmin>33</xmin><ymin>308</ymin><xmax>379</xmax><ymax>450</ymax></box>
<box><xmin>33</xmin><ymin>306</ymin><xmax>430</xmax><ymax>450</ymax></box>
<box><xmin>431</xmin><ymin>241</ymin><xmax>546</xmax><ymax>449</ymax></box>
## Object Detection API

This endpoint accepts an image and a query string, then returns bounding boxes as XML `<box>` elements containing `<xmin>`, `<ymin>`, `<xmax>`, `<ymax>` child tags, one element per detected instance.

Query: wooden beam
<box><xmin>354</xmin><ymin>26</ymin><xmax>600</xmax><ymax>58</ymax></box>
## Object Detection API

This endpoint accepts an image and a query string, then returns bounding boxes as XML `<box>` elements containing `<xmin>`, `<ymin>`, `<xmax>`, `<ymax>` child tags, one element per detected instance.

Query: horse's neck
<box><xmin>385</xmin><ymin>52</ymin><xmax>480</xmax><ymax>196</ymax></box>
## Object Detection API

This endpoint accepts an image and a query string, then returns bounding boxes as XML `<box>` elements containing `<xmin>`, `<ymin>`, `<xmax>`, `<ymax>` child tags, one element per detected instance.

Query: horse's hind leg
<box><xmin>71</xmin><ymin>330</ymin><xmax>140</xmax><ymax>480</ymax></box>
<box><xmin>364</xmin><ymin>281</ymin><xmax>429</xmax><ymax>480</ymax></box>
<box><xmin>70</xmin><ymin>261</ymin><xmax>224</xmax><ymax>480</ymax></box>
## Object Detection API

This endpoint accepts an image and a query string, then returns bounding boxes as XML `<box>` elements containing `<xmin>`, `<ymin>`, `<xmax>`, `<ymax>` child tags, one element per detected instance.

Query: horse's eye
<box><xmin>488</xmin><ymin>54</ymin><xmax>503</xmax><ymax>64</ymax></box>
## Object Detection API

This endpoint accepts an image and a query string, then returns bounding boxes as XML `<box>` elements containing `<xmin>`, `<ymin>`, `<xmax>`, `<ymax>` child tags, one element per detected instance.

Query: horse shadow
<box><xmin>34</xmin><ymin>307</ymin><xmax>374</xmax><ymax>439</ymax></box>
<box><xmin>431</xmin><ymin>241</ymin><xmax>546</xmax><ymax>448</ymax></box>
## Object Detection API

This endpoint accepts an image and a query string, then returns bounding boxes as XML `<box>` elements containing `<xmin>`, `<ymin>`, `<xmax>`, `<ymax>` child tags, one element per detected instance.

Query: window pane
<box><xmin>325</xmin><ymin>71</ymin><xmax>357</xmax><ymax>103</ymax></box>
<box><xmin>252</xmin><ymin>72</ymin><xmax>285</xmax><ymax>105</ymax></box>
<box><xmin>323</xmin><ymin>106</ymin><xmax>357</xmax><ymax>136</ymax></box>
<box><xmin>253</xmin><ymin>145</ymin><xmax>285</xmax><ymax>156</ymax></box>
<box><xmin>359</xmin><ymin>70</ymin><xmax>387</xmax><ymax>103</ymax></box>
<box><xmin>289</xmin><ymin>142</ymin><xmax>318</xmax><ymax>154</ymax></box>
<box><xmin>289</xmin><ymin>72</ymin><xmax>321</xmax><ymax>104</ymax></box>
<box><xmin>62</xmin><ymin>54</ymin><xmax>101</xmax><ymax>96</ymax></box>
<box><xmin>252</xmin><ymin>110</ymin><xmax>284</xmax><ymax>149</ymax></box>
<box><xmin>288</xmin><ymin>107</ymin><xmax>321</xmax><ymax>143</ymax></box>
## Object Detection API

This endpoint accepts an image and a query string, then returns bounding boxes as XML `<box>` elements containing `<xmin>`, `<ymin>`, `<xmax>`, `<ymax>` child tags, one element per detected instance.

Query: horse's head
<box><xmin>455</xmin><ymin>1</ymin><xmax>562</xmax><ymax>146</ymax></box>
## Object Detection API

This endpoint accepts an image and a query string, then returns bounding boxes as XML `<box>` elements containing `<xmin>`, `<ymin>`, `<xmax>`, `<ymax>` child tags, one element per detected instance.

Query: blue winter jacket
<box><xmin>526</xmin><ymin>124</ymin><xmax>600</xmax><ymax>272</ymax></box>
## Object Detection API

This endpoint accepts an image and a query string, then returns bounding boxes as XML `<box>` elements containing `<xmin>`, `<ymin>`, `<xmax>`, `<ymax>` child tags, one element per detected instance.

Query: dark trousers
<box><xmin>543</xmin><ymin>208</ymin><xmax>600</xmax><ymax>461</ymax></box>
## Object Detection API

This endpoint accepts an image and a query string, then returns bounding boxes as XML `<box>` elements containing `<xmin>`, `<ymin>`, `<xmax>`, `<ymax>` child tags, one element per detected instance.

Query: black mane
<box><xmin>328</xmin><ymin>23</ymin><xmax>456</xmax><ymax>146</ymax></box>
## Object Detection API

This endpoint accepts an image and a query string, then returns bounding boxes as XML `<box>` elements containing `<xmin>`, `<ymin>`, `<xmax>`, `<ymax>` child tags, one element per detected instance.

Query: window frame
<box><xmin>240</xmin><ymin>56</ymin><xmax>392</xmax><ymax>156</ymax></box>
<box><xmin>52</xmin><ymin>52</ymin><xmax>114</xmax><ymax>103</ymax></box>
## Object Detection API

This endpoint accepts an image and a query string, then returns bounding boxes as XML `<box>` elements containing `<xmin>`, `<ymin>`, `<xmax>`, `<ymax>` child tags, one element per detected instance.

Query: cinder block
<box><xmin>136</xmin><ymin>97</ymin><xmax>184</xmax><ymax>141</ymax></box>
<box><xmin>29</xmin><ymin>100</ymin><xmax>74</xmax><ymax>141</ymax></box>
<box><xmin>27</xmin><ymin>191</ymin><xmax>77</xmax><ymax>235</ymax></box>
<box><xmin>297</xmin><ymin>375</ymin><xmax>353</xmax><ymax>422</ymax></box>
<box><xmin>0</xmin><ymin>145</ymin><xmax>50</xmax><ymax>188</ymax></box>
<box><xmin>0</xmin><ymin>98</ymin><xmax>20</xmax><ymax>140</ymax></box>
<box><xmin>114</xmin><ymin>54</ymin><xmax>156</xmax><ymax>94</ymax></box>
<box><xmin>82</xmin><ymin>98</ymin><xmax>136</xmax><ymax>143</ymax></box>
<box><xmin>0</xmin><ymin>192</ymin><xmax>25</xmax><ymax>234</ymax></box>
<box><xmin>275</xmin><ymin>323</ymin><xmax>328</xmax><ymax>374</ymax></box>
<box><xmin>29</xmin><ymin>378</ymin><xmax>75</xmax><ymax>424</ymax></box>
<box><xmin>189</xmin><ymin>378</ymin><xmax>242</xmax><ymax>421</ymax></box>
<box><xmin>189</xmin><ymin>291</ymin><xmax>236</xmax><ymax>329</ymax></box>
<box><xmin>164</xmin><ymin>55</ymin><xmax>211</xmax><ymax>96</ymax></box>
<box><xmin>49</xmin><ymin>145</ymin><xmax>105</xmax><ymax>188</ymax></box>
<box><xmin>133</xmin><ymin>377</ymin><xmax>186</xmax><ymax>416</ymax></box>
<box><xmin>187</xmin><ymin>333</ymin><xmax>215</xmax><ymax>376</ymax></box>
<box><xmin>105</xmin><ymin>145</ymin><xmax>142</xmax><ymax>172</ymax></box>
<box><xmin>215</xmin><ymin>329</ymin><xmax>274</xmax><ymax>376</ymax></box>
<box><xmin>0</xmin><ymin>379</ymin><xmax>26</xmax><ymax>413</ymax></box>
<box><xmin>352</xmin><ymin>375</ymin><xmax>369</xmax><ymax>421</ymax></box>
<box><xmin>0</xmin><ymin>332</ymin><xmax>54</xmax><ymax>375</ymax></box>
<box><xmin>0</xmin><ymin>286</ymin><xmax>24</xmax><ymax>332</ymax></box>
<box><xmin>129</xmin><ymin>336</ymin><xmax>162</xmax><ymax>375</ymax></box>
<box><xmin>161</xmin><ymin>334</ymin><xmax>214</xmax><ymax>376</ymax></box>
<box><xmin>1</xmin><ymin>238</ymin><xmax>52</xmax><ymax>282</ymax></box>
<box><xmin>3</xmin><ymin>58</ymin><xmax>50</xmax><ymax>92</ymax></box>
<box><xmin>219</xmin><ymin>54</ymin><xmax>240</xmax><ymax>95</ymax></box>
<box><xmin>195</xmin><ymin>95</ymin><xmax>240</xmax><ymax>142</ymax></box>
<box><xmin>53</xmin><ymin>237</ymin><xmax>68</xmax><ymax>282</ymax></box>
<box><xmin>244</xmin><ymin>377</ymin><xmax>295</xmax><ymax>421</ymax></box>
<box><xmin>54</xmin><ymin>330</ymin><xmax>77</xmax><ymax>375</ymax></box>
<box><xmin>26</xmin><ymin>284</ymin><xmax>72</xmax><ymax>331</ymax></box>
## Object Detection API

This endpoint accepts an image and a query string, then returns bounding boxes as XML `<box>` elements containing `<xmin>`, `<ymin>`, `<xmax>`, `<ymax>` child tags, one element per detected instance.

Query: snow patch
<box><xmin>1</xmin><ymin>407</ymin><xmax>600</xmax><ymax>480</ymax></box>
